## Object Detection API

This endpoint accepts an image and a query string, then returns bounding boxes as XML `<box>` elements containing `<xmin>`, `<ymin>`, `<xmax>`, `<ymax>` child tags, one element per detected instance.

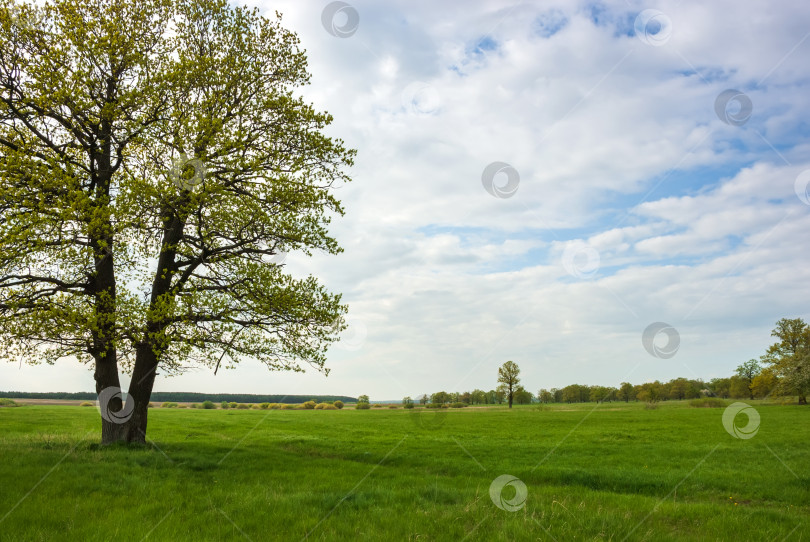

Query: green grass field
<box><xmin>0</xmin><ymin>401</ymin><xmax>807</xmax><ymax>541</ymax></box>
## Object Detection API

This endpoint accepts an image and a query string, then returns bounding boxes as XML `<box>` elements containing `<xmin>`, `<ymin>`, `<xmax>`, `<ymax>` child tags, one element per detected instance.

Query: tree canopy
<box><xmin>497</xmin><ymin>360</ymin><xmax>520</xmax><ymax>408</ymax></box>
<box><xmin>763</xmin><ymin>318</ymin><xmax>810</xmax><ymax>404</ymax></box>
<box><xmin>734</xmin><ymin>359</ymin><xmax>761</xmax><ymax>400</ymax></box>
<box><xmin>0</xmin><ymin>0</ymin><xmax>354</xmax><ymax>442</ymax></box>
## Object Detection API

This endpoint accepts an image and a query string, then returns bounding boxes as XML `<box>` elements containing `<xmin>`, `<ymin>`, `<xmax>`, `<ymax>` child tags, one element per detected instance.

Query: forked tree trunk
<box><xmin>95</xmin><ymin>344</ymin><xmax>160</xmax><ymax>444</ymax></box>
<box><xmin>93</xmin><ymin>190</ymin><xmax>185</xmax><ymax>443</ymax></box>
<box><xmin>97</xmin><ymin>202</ymin><xmax>185</xmax><ymax>444</ymax></box>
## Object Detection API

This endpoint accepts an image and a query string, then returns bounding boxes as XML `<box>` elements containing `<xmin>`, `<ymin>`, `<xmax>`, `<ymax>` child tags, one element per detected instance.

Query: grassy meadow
<box><xmin>0</xmin><ymin>400</ymin><xmax>807</xmax><ymax>541</ymax></box>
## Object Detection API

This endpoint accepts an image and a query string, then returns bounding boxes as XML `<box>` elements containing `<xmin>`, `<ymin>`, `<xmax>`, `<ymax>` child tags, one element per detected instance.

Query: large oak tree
<box><xmin>0</xmin><ymin>0</ymin><xmax>354</xmax><ymax>443</ymax></box>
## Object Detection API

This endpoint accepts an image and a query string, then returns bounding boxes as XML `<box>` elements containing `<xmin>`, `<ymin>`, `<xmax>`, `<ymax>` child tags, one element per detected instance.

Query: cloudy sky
<box><xmin>4</xmin><ymin>0</ymin><xmax>810</xmax><ymax>400</ymax></box>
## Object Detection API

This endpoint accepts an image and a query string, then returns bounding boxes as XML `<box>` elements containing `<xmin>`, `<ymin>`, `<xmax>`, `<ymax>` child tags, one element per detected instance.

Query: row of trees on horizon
<box><xmin>401</xmin><ymin>369</ymin><xmax>776</xmax><ymax>408</ymax></box>
<box><xmin>398</xmin><ymin>318</ymin><xmax>810</xmax><ymax>407</ymax></box>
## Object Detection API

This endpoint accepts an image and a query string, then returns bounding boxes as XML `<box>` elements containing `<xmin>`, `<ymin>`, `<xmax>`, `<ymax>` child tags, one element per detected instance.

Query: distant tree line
<box><xmin>412</xmin><ymin>387</ymin><xmax>535</xmax><ymax>407</ymax></box>
<box><xmin>409</xmin><ymin>360</ymin><xmax>534</xmax><ymax>408</ymax></box>
<box><xmin>415</xmin><ymin>318</ymin><xmax>810</xmax><ymax>406</ymax></box>
<box><xmin>0</xmin><ymin>391</ymin><xmax>357</xmax><ymax>404</ymax></box>
<box><xmin>537</xmin><ymin>374</ymin><xmax>764</xmax><ymax>404</ymax></box>
<box><xmin>412</xmin><ymin>371</ymin><xmax>780</xmax><ymax>407</ymax></box>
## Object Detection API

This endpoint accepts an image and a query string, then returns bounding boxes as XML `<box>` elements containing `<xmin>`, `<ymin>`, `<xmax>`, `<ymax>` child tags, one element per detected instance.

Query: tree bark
<box><xmin>90</xmin><ymin>106</ymin><xmax>125</xmax><ymax>444</ymax></box>
<box><xmin>94</xmin><ymin>345</ymin><xmax>160</xmax><ymax>444</ymax></box>
<box><xmin>90</xmin><ymin>231</ymin><xmax>124</xmax><ymax>444</ymax></box>
<box><xmin>105</xmin><ymin>204</ymin><xmax>186</xmax><ymax>444</ymax></box>
<box><xmin>123</xmin><ymin>343</ymin><xmax>162</xmax><ymax>443</ymax></box>
<box><xmin>94</xmin><ymin>355</ymin><xmax>126</xmax><ymax>444</ymax></box>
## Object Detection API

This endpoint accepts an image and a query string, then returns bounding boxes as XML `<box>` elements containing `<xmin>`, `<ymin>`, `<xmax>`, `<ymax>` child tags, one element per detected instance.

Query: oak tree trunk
<box><xmin>94</xmin><ymin>356</ymin><xmax>125</xmax><ymax>444</ymax></box>
<box><xmin>122</xmin><ymin>344</ymin><xmax>162</xmax><ymax>444</ymax></box>
<box><xmin>97</xmin><ymin>204</ymin><xmax>186</xmax><ymax>444</ymax></box>
<box><xmin>96</xmin><ymin>345</ymin><xmax>159</xmax><ymax>444</ymax></box>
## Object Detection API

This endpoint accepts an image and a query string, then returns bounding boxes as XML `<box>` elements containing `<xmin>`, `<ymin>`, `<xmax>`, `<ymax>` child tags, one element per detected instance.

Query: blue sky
<box><xmin>3</xmin><ymin>0</ymin><xmax>810</xmax><ymax>400</ymax></box>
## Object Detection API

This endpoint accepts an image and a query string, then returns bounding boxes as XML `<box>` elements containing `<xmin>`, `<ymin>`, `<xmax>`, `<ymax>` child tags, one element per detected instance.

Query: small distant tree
<box><xmin>649</xmin><ymin>383</ymin><xmax>661</xmax><ymax>403</ymax></box>
<box><xmin>402</xmin><ymin>396</ymin><xmax>413</xmax><ymax>407</ymax></box>
<box><xmin>561</xmin><ymin>384</ymin><xmax>585</xmax><ymax>403</ymax></box>
<box><xmin>735</xmin><ymin>359</ymin><xmax>761</xmax><ymax>400</ymax></box>
<box><xmin>333</xmin><ymin>400</ymin><xmax>344</xmax><ymax>409</ymax></box>
<box><xmin>497</xmin><ymin>360</ymin><xmax>521</xmax><ymax>408</ymax></box>
<box><xmin>590</xmin><ymin>386</ymin><xmax>615</xmax><ymax>403</ymax></box>
<box><xmin>637</xmin><ymin>382</ymin><xmax>660</xmax><ymax>403</ymax></box>
<box><xmin>618</xmin><ymin>382</ymin><xmax>635</xmax><ymax>402</ymax></box>
<box><xmin>357</xmin><ymin>395</ymin><xmax>369</xmax><ymax>405</ymax></box>
<box><xmin>431</xmin><ymin>391</ymin><xmax>450</xmax><ymax>405</ymax></box>
<box><xmin>729</xmin><ymin>376</ymin><xmax>750</xmax><ymax>399</ymax></box>
<box><xmin>513</xmin><ymin>386</ymin><xmax>533</xmax><ymax>405</ymax></box>
<box><xmin>537</xmin><ymin>389</ymin><xmax>554</xmax><ymax>403</ymax></box>
<box><xmin>419</xmin><ymin>394</ymin><xmax>428</xmax><ymax>405</ymax></box>
<box><xmin>709</xmin><ymin>377</ymin><xmax>731</xmax><ymax>399</ymax></box>
<box><xmin>684</xmin><ymin>380</ymin><xmax>703</xmax><ymax>399</ymax></box>
<box><xmin>751</xmin><ymin>369</ymin><xmax>778</xmax><ymax>399</ymax></box>
<box><xmin>668</xmin><ymin>378</ymin><xmax>690</xmax><ymax>400</ymax></box>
